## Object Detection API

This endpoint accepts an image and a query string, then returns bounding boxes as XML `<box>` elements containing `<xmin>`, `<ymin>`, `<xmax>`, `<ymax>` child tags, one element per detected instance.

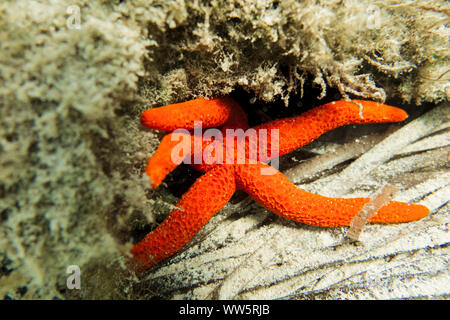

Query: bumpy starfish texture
<box><xmin>132</xmin><ymin>97</ymin><xmax>429</xmax><ymax>270</ymax></box>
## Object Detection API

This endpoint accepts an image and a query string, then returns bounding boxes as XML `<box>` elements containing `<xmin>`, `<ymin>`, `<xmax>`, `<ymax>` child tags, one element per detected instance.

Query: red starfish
<box><xmin>131</xmin><ymin>97</ymin><xmax>429</xmax><ymax>270</ymax></box>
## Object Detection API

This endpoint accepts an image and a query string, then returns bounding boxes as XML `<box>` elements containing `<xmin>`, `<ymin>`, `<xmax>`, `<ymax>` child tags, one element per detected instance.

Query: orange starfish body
<box><xmin>132</xmin><ymin>97</ymin><xmax>429</xmax><ymax>270</ymax></box>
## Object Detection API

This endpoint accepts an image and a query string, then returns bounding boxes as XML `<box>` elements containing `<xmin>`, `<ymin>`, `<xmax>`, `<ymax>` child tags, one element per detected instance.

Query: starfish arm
<box><xmin>141</xmin><ymin>97</ymin><xmax>247</xmax><ymax>131</ymax></box>
<box><xmin>145</xmin><ymin>132</ymin><xmax>193</xmax><ymax>188</ymax></box>
<box><xmin>131</xmin><ymin>164</ymin><xmax>236</xmax><ymax>270</ymax></box>
<box><xmin>254</xmin><ymin>100</ymin><xmax>408</xmax><ymax>161</ymax></box>
<box><xmin>218</xmin><ymin>97</ymin><xmax>249</xmax><ymax>131</ymax></box>
<box><xmin>235</xmin><ymin>162</ymin><xmax>429</xmax><ymax>227</ymax></box>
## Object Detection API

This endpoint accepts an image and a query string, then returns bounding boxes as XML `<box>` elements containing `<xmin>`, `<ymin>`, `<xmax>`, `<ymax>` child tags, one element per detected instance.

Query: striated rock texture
<box><xmin>0</xmin><ymin>0</ymin><xmax>448</xmax><ymax>299</ymax></box>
